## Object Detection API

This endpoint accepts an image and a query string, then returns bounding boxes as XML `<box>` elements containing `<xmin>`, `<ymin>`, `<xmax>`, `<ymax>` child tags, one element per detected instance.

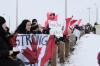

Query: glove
<box><xmin>12</xmin><ymin>47</ymin><xmax>20</xmax><ymax>56</ymax></box>
<box><xmin>9</xmin><ymin>50</ymin><xmax>13</xmax><ymax>55</ymax></box>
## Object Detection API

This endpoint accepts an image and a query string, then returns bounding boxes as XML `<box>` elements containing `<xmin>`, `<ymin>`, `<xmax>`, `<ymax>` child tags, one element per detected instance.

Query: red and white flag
<box><xmin>10</xmin><ymin>34</ymin><xmax>56</xmax><ymax>66</ymax></box>
<box><xmin>77</xmin><ymin>19</ymin><xmax>82</xmax><ymax>25</ymax></box>
<box><xmin>63</xmin><ymin>17</ymin><xmax>72</xmax><ymax>35</ymax></box>
<box><xmin>70</xmin><ymin>19</ymin><xmax>77</xmax><ymax>26</ymax></box>
<box><xmin>70</xmin><ymin>19</ymin><xmax>82</xmax><ymax>28</ymax></box>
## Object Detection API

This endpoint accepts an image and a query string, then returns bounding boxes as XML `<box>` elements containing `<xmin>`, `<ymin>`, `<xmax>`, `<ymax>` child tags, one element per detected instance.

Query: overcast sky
<box><xmin>68</xmin><ymin>0</ymin><xmax>100</xmax><ymax>25</ymax></box>
<box><xmin>0</xmin><ymin>0</ymin><xmax>65</xmax><ymax>32</ymax></box>
<box><xmin>0</xmin><ymin>0</ymin><xmax>100</xmax><ymax>31</ymax></box>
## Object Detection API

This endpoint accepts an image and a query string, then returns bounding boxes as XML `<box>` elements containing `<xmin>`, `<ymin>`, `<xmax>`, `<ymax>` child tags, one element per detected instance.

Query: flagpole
<box><xmin>16</xmin><ymin>0</ymin><xmax>18</xmax><ymax>28</ymax></box>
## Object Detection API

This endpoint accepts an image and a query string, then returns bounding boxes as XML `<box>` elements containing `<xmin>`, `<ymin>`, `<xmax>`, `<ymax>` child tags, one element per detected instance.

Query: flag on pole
<box><xmin>70</xmin><ymin>19</ymin><xmax>77</xmax><ymax>26</ymax></box>
<box><xmin>77</xmin><ymin>19</ymin><xmax>82</xmax><ymax>25</ymax></box>
<box><xmin>63</xmin><ymin>17</ymin><xmax>72</xmax><ymax>35</ymax></box>
<box><xmin>70</xmin><ymin>19</ymin><xmax>82</xmax><ymax>29</ymax></box>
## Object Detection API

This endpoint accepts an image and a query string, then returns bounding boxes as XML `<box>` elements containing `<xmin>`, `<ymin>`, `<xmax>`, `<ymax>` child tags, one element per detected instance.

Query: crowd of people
<box><xmin>0</xmin><ymin>15</ymin><xmax>98</xmax><ymax>66</ymax></box>
<box><xmin>0</xmin><ymin>16</ymin><xmax>52</xmax><ymax>66</ymax></box>
<box><xmin>55</xmin><ymin>22</ymin><xmax>97</xmax><ymax>64</ymax></box>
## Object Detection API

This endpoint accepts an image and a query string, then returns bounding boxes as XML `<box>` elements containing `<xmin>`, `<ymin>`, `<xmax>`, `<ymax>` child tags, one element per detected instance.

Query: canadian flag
<box><xmin>39</xmin><ymin>35</ymin><xmax>55</xmax><ymax>66</ymax></box>
<box><xmin>63</xmin><ymin>17</ymin><xmax>72</xmax><ymax>35</ymax></box>
<box><xmin>63</xmin><ymin>16</ymin><xmax>82</xmax><ymax>36</ymax></box>
<box><xmin>70</xmin><ymin>19</ymin><xmax>77</xmax><ymax>26</ymax></box>
<box><xmin>70</xmin><ymin>19</ymin><xmax>82</xmax><ymax>28</ymax></box>
<box><xmin>77</xmin><ymin>19</ymin><xmax>82</xmax><ymax>25</ymax></box>
<box><xmin>9</xmin><ymin>34</ymin><xmax>56</xmax><ymax>66</ymax></box>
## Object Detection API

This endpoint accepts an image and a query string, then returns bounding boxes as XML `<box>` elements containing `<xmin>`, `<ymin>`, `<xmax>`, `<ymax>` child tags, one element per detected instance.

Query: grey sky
<box><xmin>0</xmin><ymin>0</ymin><xmax>65</xmax><ymax>32</ymax></box>
<box><xmin>0</xmin><ymin>0</ymin><xmax>100</xmax><ymax>32</ymax></box>
<box><xmin>68</xmin><ymin>0</ymin><xmax>100</xmax><ymax>25</ymax></box>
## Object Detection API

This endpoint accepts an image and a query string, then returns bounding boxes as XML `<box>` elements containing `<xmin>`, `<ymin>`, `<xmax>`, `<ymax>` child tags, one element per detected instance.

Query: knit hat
<box><xmin>31</xmin><ymin>19</ymin><xmax>39</xmax><ymax>30</ymax></box>
<box><xmin>0</xmin><ymin>16</ymin><xmax>6</xmax><ymax>25</ymax></box>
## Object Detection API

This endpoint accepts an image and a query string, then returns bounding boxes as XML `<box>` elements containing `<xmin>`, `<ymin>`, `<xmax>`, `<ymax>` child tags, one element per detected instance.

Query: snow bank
<box><xmin>67</xmin><ymin>34</ymin><xmax>100</xmax><ymax>66</ymax></box>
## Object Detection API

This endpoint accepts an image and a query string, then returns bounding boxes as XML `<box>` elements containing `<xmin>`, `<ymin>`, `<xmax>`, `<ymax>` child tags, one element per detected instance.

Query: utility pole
<box><xmin>96</xmin><ymin>7</ymin><xmax>98</xmax><ymax>23</ymax></box>
<box><xmin>65</xmin><ymin>0</ymin><xmax>67</xmax><ymax>18</ymax></box>
<box><xmin>94</xmin><ymin>3</ymin><xmax>98</xmax><ymax>23</ymax></box>
<box><xmin>16</xmin><ymin>0</ymin><xmax>18</xmax><ymax>28</ymax></box>
<box><xmin>87</xmin><ymin>8</ymin><xmax>91</xmax><ymax>23</ymax></box>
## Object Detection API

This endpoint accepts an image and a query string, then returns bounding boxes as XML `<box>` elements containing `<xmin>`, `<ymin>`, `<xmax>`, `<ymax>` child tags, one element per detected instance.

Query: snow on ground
<box><xmin>58</xmin><ymin>34</ymin><xmax>100</xmax><ymax>66</ymax></box>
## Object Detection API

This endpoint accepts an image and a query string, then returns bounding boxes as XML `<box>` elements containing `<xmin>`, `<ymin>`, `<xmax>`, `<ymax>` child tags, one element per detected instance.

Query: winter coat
<box><xmin>0</xmin><ymin>36</ymin><xmax>20</xmax><ymax>66</ymax></box>
<box><xmin>92</xmin><ymin>27</ymin><xmax>96</xmax><ymax>34</ymax></box>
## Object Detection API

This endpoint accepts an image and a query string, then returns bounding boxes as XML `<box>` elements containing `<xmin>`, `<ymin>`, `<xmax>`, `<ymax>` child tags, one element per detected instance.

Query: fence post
<box><xmin>65</xmin><ymin>37</ymin><xmax>70</xmax><ymax>58</ymax></box>
<box><xmin>59</xmin><ymin>41</ymin><xmax>65</xmax><ymax>63</ymax></box>
<box><xmin>51</xmin><ymin>45</ymin><xmax>56</xmax><ymax>66</ymax></box>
